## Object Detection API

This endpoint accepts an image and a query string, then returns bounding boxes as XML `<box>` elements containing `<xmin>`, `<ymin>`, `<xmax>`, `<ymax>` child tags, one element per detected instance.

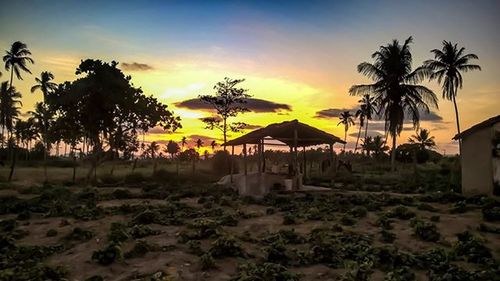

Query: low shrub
<box><xmin>282</xmin><ymin>213</ymin><xmax>296</xmax><ymax>225</ymax></box>
<box><xmin>386</xmin><ymin>206</ymin><xmax>416</xmax><ymax>220</ymax></box>
<box><xmin>341</xmin><ymin>214</ymin><xmax>356</xmax><ymax>226</ymax></box>
<box><xmin>265</xmin><ymin>239</ymin><xmax>289</xmax><ymax>265</ymax></box>
<box><xmin>209</xmin><ymin>234</ymin><xmax>244</xmax><ymax>258</ymax></box>
<box><xmin>107</xmin><ymin>222</ymin><xmax>129</xmax><ymax>243</ymax></box>
<box><xmin>187</xmin><ymin>240</ymin><xmax>203</xmax><ymax>256</ymax></box>
<box><xmin>65</xmin><ymin>227</ymin><xmax>94</xmax><ymax>241</ymax></box>
<box><xmin>349</xmin><ymin>206</ymin><xmax>368</xmax><ymax>218</ymax></box>
<box><xmin>231</xmin><ymin>262</ymin><xmax>299</xmax><ymax>281</ymax></box>
<box><xmin>340</xmin><ymin>260</ymin><xmax>373</xmax><ymax>281</ymax></box>
<box><xmin>46</xmin><ymin>229</ymin><xmax>58</xmax><ymax>237</ymax></box>
<box><xmin>129</xmin><ymin>225</ymin><xmax>161</xmax><ymax>239</ymax></box>
<box><xmin>92</xmin><ymin>243</ymin><xmax>122</xmax><ymax>265</ymax></box>
<box><xmin>380</xmin><ymin>230</ymin><xmax>396</xmax><ymax>243</ymax></box>
<box><xmin>453</xmin><ymin>231</ymin><xmax>493</xmax><ymax>264</ymax></box>
<box><xmin>200</xmin><ymin>252</ymin><xmax>216</xmax><ymax>270</ymax></box>
<box><xmin>410</xmin><ymin>218</ymin><xmax>440</xmax><ymax>242</ymax></box>
<box><xmin>385</xmin><ymin>266</ymin><xmax>415</xmax><ymax>281</ymax></box>
<box><xmin>124</xmin><ymin>240</ymin><xmax>158</xmax><ymax>259</ymax></box>
<box><xmin>482</xmin><ymin>204</ymin><xmax>500</xmax><ymax>222</ymax></box>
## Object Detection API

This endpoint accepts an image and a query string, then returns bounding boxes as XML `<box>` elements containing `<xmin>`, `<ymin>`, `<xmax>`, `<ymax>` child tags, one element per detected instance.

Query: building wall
<box><xmin>461</xmin><ymin>126</ymin><xmax>493</xmax><ymax>195</ymax></box>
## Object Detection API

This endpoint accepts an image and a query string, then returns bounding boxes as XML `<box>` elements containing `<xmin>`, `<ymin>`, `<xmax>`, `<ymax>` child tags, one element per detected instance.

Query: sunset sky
<box><xmin>1</xmin><ymin>0</ymin><xmax>499</xmax><ymax>154</ymax></box>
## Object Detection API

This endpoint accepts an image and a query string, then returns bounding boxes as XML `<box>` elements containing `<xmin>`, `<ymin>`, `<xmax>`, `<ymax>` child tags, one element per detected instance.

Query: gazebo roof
<box><xmin>223</xmin><ymin>119</ymin><xmax>346</xmax><ymax>147</ymax></box>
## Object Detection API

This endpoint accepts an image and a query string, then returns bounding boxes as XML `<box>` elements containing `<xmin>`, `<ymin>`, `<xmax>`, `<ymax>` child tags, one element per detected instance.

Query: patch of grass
<box><xmin>231</xmin><ymin>262</ymin><xmax>299</xmax><ymax>281</ymax></box>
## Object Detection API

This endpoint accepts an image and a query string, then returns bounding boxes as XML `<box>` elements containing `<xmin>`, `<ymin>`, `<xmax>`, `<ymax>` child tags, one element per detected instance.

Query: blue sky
<box><xmin>1</xmin><ymin>0</ymin><xmax>499</xmax><ymax>153</ymax></box>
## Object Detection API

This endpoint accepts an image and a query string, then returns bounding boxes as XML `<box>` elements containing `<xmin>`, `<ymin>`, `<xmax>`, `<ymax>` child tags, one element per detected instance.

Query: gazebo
<box><xmin>221</xmin><ymin>119</ymin><xmax>345</xmax><ymax>197</ymax></box>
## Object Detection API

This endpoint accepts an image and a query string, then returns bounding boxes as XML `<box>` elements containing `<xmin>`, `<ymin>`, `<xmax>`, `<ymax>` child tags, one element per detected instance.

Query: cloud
<box><xmin>419</xmin><ymin>111</ymin><xmax>443</xmax><ymax>122</ymax></box>
<box><xmin>121</xmin><ymin>62</ymin><xmax>154</xmax><ymax>71</ymax></box>
<box><xmin>243</xmin><ymin>124</ymin><xmax>262</xmax><ymax>130</ymax></box>
<box><xmin>175</xmin><ymin>98</ymin><xmax>291</xmax><ymax>113</ymax></box>
<box><xmin>314</xmin><ymin>108</ymin><xmax>356</xmax><ymax>118</ymax></box>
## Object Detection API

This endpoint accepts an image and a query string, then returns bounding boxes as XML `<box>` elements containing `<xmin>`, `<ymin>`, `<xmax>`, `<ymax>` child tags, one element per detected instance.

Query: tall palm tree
<box><xmin>29</xmin><ymin>102</ymin><xmax>54</xmax><ymax>181</ymax></box>
<box><xmin>0</xmin><ymin>82</ymin><xmax>22</xmax><ymax>145</ymax></box>
<box><xmin>196</xmin><ymin>138</ymin><xmax>203</xmax><ymax>153</ymax></box>
<box><xmin>210</xmin><ymin>140</ymin><xmax>217</xmax><ymax>151</ymax></box>
<box><xmin>337</xmin><ymin>111</ymin><xmax>355</xmax><ymax>151</ymax></box>
<box><xmin>3</xmin><ymin>41</ymin><xmax>34</xmax><ymax>88</ymax></box>
<box><xmin>359</xmin><ymin>95</ymin><xmax>377</xmax><ymax>141</ymax></box>
<box><xmin>354</xmin><ymin>107</ymin><xmax>365</xmax><ymax>153</ymax></box>
<box><xmin>409</xmin><ymin>128</ymin><xmax>436</xmax><ymax>150</ymax></box>
<box><xmin>31</xmin><ymin>71</ymin><xmax>57</xmax><ymax>102</ymax></box>
<box><xmin>424</xmin><ymin>41</ymin><xmax>480</xmax><ymax>152</ymax></box>
<box><xmin>181</xmin><ymin>136</ymin><xmax>187</xmax><ymax>151</ymax></box>
<box><xmin>350</xmin><ymin>36</ymin><xmax>437</xmax><ymax>171</ymax></box>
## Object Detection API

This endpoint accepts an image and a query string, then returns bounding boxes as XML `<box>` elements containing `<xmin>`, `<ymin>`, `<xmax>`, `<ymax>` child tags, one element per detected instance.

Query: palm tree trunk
<box><xmin>354</xmin><ymin>124</ymin><xmax>362</xmax><ymax>153</ymax></box>
<box><xmin>343</xmin><ymin>129</ymin><xmax>347</xmax><ymax>151</ymax></box>
<box><xmin>452</xmin><ymin>92</ymin><xmax>462</xmax><ymax>154</ymax></box>
<box><xmin>9</xmin><ymin>68</ymin><xmax>14</xmax><ymax>89</ymax></box>
<box><xmin>223</xmin><ymin>118</ymin><xmax>227</xmax><ymax>151</ymax></box>
<box><xmin>391</xmin><ymin>132</ymin><xmax>397</xmax><ymax>172</ymax></box>
<box><xmin>8</xmin><ymin>147</ymin><xmax>16</xmax><ymax>182</ymax></box>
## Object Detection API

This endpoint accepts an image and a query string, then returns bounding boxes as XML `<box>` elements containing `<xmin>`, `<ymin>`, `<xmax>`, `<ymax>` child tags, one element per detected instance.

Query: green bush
<box><xmin>384</xmin><ymin>266</ymin><xmax>415</xmax><ymax>281</ymax></box>
<box><xmin>410</xmin><ymin>218</ymin><xmax>440</xmax><ymax>242</ymax></box>
<box><xmin>46</xmin><ymin>229</ymin><xmax>58</xmax><ymax>237</ymax></box>
<box><xmin>349</xmin><ymin>206</ymin><xmax>368</xmax><ymax>218</ymax></box>
<box><xmin>209</xmin><ymin>234</ymin><xmax>244</xmax><ymax>258</ymax></box>
<box><xmin>129</xmin><ymin>225</ymin><xmax>161</xmax><ymax>239</ymax></box>
<box><xmin>92</xmin><ymin>243</ymin><xmax>122</xmax><ymax>265</ymax></box>
<box><xmin>386</xmin><ymin>206</ymin><xmax>415</xmax><ymax>220</ymax></box>
<box><xmin>341</xmin><ymin>214</ymin><xmax>356</xmax><ymax>226</ymax></box>
<box><xmin>231</xmin><ymin>262</ymin><xmax>299</xmax><ymax>281</ymax></box>
<box><xmin>124</xmin><ymin>240</ymin><xmax>158</xmax><ymax>259</ymax></box>
<box><xmin>265</xmin><ymin>239</ymin><xmax>289</xmax><ymax>265</ymax></box>
<box><xmin>65</xmin><ymin>227</ymin><xmax>94</xmax><ymax>241</ymax></box>
<box><xmin>282</xmin><ymin>213</ymin><xmax>296</xmax><ymax>225</ymax></box>
<box><xmin>200</xmin><ymin>252</ymin><xmax>216</xmax><ymax>270</ymax></box>
<box><xmin>453</xmin><ymin>231</ymin><xmax>492</xmax><ymax>263</ymax></box>
<box><xmin>107</xmin><ymin>222</ymin><xmax>129</xmax><ymax>243</ymax></box>
<box><xmin>187</xmin><ymin>240</ymin><xmax>203</xmax><ymax>256</ymax></box>
<box><xmin>380</xmin><ymin>230</ymin><xmax>396</xmax><ymax>243</ymax></box>
<box><xmin>482</xmin><ymin>204</ymin><xmax>500</xmax><ymax>222</ymax></box>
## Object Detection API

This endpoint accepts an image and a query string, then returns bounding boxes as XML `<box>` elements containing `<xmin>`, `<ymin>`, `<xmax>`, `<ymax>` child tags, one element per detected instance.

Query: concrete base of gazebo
<box><xmin>217</xmin><ymin>172</ymin><xmax>303</xmax><ymax>197</ymax></box>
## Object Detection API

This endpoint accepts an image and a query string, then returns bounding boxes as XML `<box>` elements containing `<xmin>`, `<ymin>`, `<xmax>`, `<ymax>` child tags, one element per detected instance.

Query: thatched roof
<box><xmin>223</xmin><ymin>119</ymin><xmax>345</xmax><ymax>147</ymax></box>
<box><xmin>453</xmin><ymin>115</ymin><xmax>500</xmax><ymax>140</ymax></box>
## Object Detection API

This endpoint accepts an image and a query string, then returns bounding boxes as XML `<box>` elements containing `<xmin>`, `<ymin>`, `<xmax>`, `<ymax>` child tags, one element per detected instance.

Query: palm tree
<box><xmin>210</xmin><ymin>140</ymin><xmax>217</xmax><ymax>151</ymax></box>
<box><xmin>424</xmin><ymin>41</ymin><xmax>480</xmax><ymax>152</ymax></box>
<box><xmin>350</xmin><ymin>36</ymin><xmax>437</xmax><ymax>171</ymax></box>
<box><xmin>409</xmin><ymin>128</ymin><xmax>436</xmax><ymax>150</ymax></box>
<box><xmin>0</xmin><ymin>82</ymin><xmax>22</xmax><ymax>146</ymax></box>
<box><xmin>181</xmin><ymin>136</ymin><xmax>187</xmax><ymax>151</ymax></box>
<box><xmin>337</xmin><ymin>111</ymin><xmax>355</xmax><ymax>151</ymax></box>
<box><xmin>354</xmin><ymin>108</ymin><xmax>365</xmax><ymax>153</ymax></box>
<box><xmin>147</xmin><ymin>141</ymin><xmax>160</xmax><ymax>159</ymax></box>
<box><xmin>31</xmin><ymin>71</ymin><xmax>57</xmax><ymax>102</ymax></box>
<box><xmin>3</xmin><ymin>41</ymin><xmax>34</xmax><ymax>88</ymax></box>
<box><xmin>29</xmin><ymin>102</ymin><xmax>54</xmax><ymax>181</ymax></box>
<box><xmin>196</xmin><ymin>138</ymin><xmax>203</xmax><ymax>153</ymax></box>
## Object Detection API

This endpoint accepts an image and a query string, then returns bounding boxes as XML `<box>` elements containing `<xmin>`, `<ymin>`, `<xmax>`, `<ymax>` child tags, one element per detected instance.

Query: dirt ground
<box><xmin>1</xmin><ymin>182</ymin><xmax>500</xmax><ymax>281</ymax></box>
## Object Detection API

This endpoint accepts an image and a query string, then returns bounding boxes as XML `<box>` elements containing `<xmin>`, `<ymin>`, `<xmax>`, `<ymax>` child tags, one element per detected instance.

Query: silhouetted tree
<box><xmin>3</xmin><ymin>41</ymin><xmax>34</xmax><ymax>88</ymax></box>
<box><xmin>0</xmin><ymin>82</ymin><xmax>22</xmax><ymax>148</ymax></box>
<box><xmin>337</xmin><ymin>111</ymin><xmax>355</xmax><ymax>151</ymax></box>
<box><xmin>409</xmin><ymin>128</ymin><xmax>436</xmax><ymax>150</ymax></box>
<box><xmin>29</xmin><ymin>102</ymin><xmax>54</xmax><ymax>181</ymax></box>
<box><xmin>196</xmin><ymin>138</ymin><xmax>203</xmax><ymax>153</ymax></box>
<box><xmin>31</xmin><ymin>71</ymin><xmax>57</xmax><ymax>102</ymax></box>
<box><xmin>49</xmin><ymin>59</ymin><xmax>181</xmax><ymax>180</ymax></box>
<box><xmin>199</xmin><ymin>77</ymin><xmax>250</xmax><ymax>150</ymax></box>
<box><xmin>181</xmin><ymin>136</ymin><xmax>187</xmax><ymax>151</ymax></box>
<box><xmin>210</xmin><ymin>140</ymin><xmax>217</xmax><ymax>151</ymax></box>
<box><xmin>424</xmin><ymin>41</ymin><xmax>480</xmax><ymax>152</ymax></box>
<box><xmin>350</xmin><ymin>37</ymin><xmax>437</xmax><ymax>171</ymax></box>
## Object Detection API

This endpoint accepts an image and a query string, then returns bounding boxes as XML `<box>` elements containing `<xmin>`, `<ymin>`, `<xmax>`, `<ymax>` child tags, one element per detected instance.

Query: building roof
<box><xmin>223</xmin><ymin>119</ymin><xmax>346</xmax><ymax>147</ymax></box>
<box><xmin>453</xmin><ymin>115</ymin><xmax>500</xmax><ymax>140</ymax></box>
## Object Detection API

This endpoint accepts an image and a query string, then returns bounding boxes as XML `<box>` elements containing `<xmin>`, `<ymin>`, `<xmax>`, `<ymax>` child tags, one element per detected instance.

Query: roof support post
<box><xmin>329</xmin><ymin>143</ymin><xmax>334</xmax><ymax>187</ymax></box>
<box><xmin>243</xmin><ymin>143</ymin><xmax>247</xmax><ymax>176</ymax></box>
<box><xmin>303</xmin><ymin>146</ymin><xmax>307</xmax><ymax>180</ymax></box>
<box><xmin>230</xmin><ymin>145</ymin><xmax>234</xmax><ymax>183</ymax></box>
<box><xmin>257</xmin><ymin>139</ymin><xmax>262</xmax><ymax>175</ymax></box>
